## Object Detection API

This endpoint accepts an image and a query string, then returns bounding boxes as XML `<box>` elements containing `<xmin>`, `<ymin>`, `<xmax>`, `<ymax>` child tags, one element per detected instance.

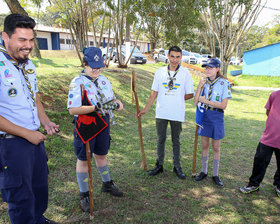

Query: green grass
<box><xmin>0</xmin><ymin>51</ymin><xmax>280</xmax><ymax>224</ymax></box>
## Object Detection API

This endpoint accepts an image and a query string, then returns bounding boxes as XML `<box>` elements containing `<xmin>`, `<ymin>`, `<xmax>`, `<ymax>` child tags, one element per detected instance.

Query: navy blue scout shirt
<box><xmin>0</xmin><ymin>51</ymin><xmax>40</xmax><ymax>134</ymax></box>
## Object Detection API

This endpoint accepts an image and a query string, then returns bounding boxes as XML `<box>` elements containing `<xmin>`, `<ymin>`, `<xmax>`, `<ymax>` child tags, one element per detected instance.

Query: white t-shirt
<box><xmin>151</xmin><ymin>66</ymin><xmax>194</xmax><ymax>122</ymax></box>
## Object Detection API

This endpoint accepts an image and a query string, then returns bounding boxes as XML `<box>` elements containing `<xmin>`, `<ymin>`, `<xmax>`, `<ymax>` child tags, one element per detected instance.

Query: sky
<box><xmin>0</xmin><ymin>0</ymin><xmax>280</xmax><ymax>26</ymax></box>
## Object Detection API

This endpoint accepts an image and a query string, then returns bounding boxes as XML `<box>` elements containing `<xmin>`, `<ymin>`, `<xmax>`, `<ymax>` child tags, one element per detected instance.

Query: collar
<box><xmin>207</xmin><ymin>76</ymin><xmax>221</xmax><ymax>86</ymax></box>
<box><xmin>0</xmin><ymin>42</ymin><xmax>23</xmax><ymax>69</ymax></box>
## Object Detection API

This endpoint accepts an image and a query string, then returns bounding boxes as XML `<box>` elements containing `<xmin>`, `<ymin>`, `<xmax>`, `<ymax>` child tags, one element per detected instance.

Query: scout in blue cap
<box><xmin>67</xmin><ymin>47</ymin><xmax>124</xmax><ymax>213</ymax></box>
<box><xmin>202</xmin><ymin>58</ymin><xmax>221</xmax><ymax>68</ymax></box>
<box><xmin>0</xmin><ymin>14</ymin><xmax>59</xmax><ymax>224</ymax></box>
<box><xmin>83</xmin><ymin>47</ymin><xmax>105</xmax><ymax>69</ymax></box>
<box><xmin>194</xmin><ymin>57</ymin><xmax>232</xmax><ymax>187</ymax></box>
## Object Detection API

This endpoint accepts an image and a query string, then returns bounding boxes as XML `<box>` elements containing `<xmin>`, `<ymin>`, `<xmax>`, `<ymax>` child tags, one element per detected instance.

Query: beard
<box><xmin>7</xmin><ymin>45</ymin><xmax>31</xmax><ymax>64</ymax></box>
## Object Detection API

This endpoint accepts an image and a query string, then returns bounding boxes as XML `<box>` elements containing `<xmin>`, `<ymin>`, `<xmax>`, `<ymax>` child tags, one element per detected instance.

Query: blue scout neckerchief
<box><xmin>205</xmin><ymin>75</ymin><xmax>221</xmax><ymax>110</ymax></box>
<box><xmin>167</xmin><ymin>64</ymin><xmax>180</xmax><ymax>90</ymax></box>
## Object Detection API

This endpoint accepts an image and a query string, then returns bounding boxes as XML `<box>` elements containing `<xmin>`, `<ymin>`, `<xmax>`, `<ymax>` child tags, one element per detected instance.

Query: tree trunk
<box><xmin>4</xmin><ymin>0</ymin><xmax>42</xmax><ymax>59</ymax></box>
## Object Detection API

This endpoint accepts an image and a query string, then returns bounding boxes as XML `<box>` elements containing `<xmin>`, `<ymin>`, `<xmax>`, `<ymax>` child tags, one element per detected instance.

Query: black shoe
<box><xmin>212</xmin><ymin>176</ymin><xmax>224</xmax><ymax>187</ymax></box>
<box><xmin>148</xmin><ymin>162</ymin><xmax>163</xmax><ymax>176</ymax></box>
<box><xmin>102</xmin><ymin>180</ymin><xmax>124</xmax><ymax>197</ymax></box>
<box><xmin>173</xmin><ymin>167</ymin><xmax>186</xmax><ymax>179</ymax></box>
<box><xmin>45</xmin><ymin>218</ymin><xmax>58</xmax><ymax>224</ymax></box>
<box><xmin>79</xmin><ymin>191</ymin><xmax>90</xmax><ymax>213</ymax></box>
<box><xmin>195</xmin><ymin>172</ymin><xmax>207</xmax><ymax>181</ymax></box>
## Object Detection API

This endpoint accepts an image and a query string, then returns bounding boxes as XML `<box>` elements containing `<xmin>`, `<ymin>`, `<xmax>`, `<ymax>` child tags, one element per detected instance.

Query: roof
<box><xmin>244</xmin><ymin>42</ymin><xmax>280</xmax><ymax>53</ymax></box>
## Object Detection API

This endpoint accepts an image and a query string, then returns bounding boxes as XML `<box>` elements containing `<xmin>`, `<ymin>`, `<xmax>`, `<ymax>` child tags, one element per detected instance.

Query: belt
<box><xmin>0</xmin><ymin>134</ymin><xmax>17</xmax><ymax>139</ymax></box>
<box><xmin>208</xmin><ymin>107</ymin><xmax>224</xmax><ymax>113</ymax></box>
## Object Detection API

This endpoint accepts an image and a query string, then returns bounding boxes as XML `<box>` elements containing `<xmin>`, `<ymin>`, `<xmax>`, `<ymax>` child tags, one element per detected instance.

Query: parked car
<box><xmin>229</xmin><ymin>56</ymin><xmax>241</xmax><ymax>65</ymax></box>
<box><xmin>101</xmin><ymin>47</ymin><xmax>114</xmax><ymax>60</ymax></box>
<box><xmin>113</xmin><ymin>46</ymin><xmax>147</xmax><ymax>64</ymax></box>
<box><xmin>182</xmin><ymin>50</ymin><xmax>197</xmax><ymax>64</ymax></box>
<box><xmin>202</xmin><ymin>54</ymin><xmax>212</xmax><ymax>59</ymax></box>
<box><xmin>154</xmin><ymin>49</ymin><xmax>169</xmax><ymax>63</ymax></box>
<box><xmin>192</xmin><ymin>53</ymin><xmax>206</xmax><ymax>64</ymax></box>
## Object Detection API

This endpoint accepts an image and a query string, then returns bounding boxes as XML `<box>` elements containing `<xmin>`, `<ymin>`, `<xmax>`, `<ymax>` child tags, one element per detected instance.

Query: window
<box><xmin>90</xmin><ymin>41</ymin><xmax>94</xmax><ymax>46</ymax></box>
<box><xmin>59</xmin><ymin>39</ymin><xmax>65</xmax><ymax>44</ymax></box>
<box><xmin>66</xmin><ymin>39</ymin><xmax>71</xmax><ymax>44</ymax></box>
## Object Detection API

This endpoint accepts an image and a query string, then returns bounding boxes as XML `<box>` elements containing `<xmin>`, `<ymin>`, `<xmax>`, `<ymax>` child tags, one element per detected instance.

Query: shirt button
<box><xmin>27</xmin><ymin>97</ymin><xmax>29</xmax><ymax>99</ymax></box>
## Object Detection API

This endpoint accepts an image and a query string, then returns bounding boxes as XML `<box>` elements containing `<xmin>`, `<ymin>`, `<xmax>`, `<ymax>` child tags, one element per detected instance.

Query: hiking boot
<box><xmin>240</xmin><ymin>185</ymin><xmax>259</xmax><ymax>194</ymax></box>
<box><xmin>79</xmin><ymin>191</ymin><xmax>90</xmax><ymax>213</ymax></box>
<box><xmin>195</xmin><ymin>172</ymin><xmax>207</xmax><ymax>181</ymax></box>
<box><xmin>45</xmin><ymin>218</ymin><xmax>58</xmax><ymax>224</ymax></box>
<box><xmin>212</xmin><ymin>176</ymin><xmax>224</xmax><ymax>187</ymax></box>
<box><xmin>148</xmin><ymin>162</ymin><xmax>163</xmax><ymax>176</ymax></box>
<box><xmin>173</xmin><ymin>167</ymin><xmax>186</xmax><ymax>179</ymax></box>
<box><xmin>275</xmin><ymin>186</ymin><xmax>280</xmax><ymax>198</ymax></box>
<box><xmin>102</xmin><ymin>180</ymin><xmax>124</xmax><ymax>197</ymax></box>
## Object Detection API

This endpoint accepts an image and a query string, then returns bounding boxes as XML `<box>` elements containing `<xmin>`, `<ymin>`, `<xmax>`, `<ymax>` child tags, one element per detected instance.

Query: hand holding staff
<box><xmin>131</xmin><ymin>71</ymin><xmax>148</xmax><ymax>171</ymax></box>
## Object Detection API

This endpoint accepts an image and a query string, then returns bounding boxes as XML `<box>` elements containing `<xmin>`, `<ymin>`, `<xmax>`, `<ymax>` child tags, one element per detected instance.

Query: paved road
<box><xmin>233</xmin><ymin>86</ymin><xmax>279</xmax><ymax>91</ymax></box>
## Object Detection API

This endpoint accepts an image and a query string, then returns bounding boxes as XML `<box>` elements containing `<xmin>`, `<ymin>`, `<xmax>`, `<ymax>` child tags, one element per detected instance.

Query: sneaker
<box><xmin>276</xmin><ymin>186</ymin><xmax>280</xmax><ymax>198</ymax></box>
<box><xmin>79</xmin><ymin>191</ymin><xmax>90</xmax><ymax>213</ymax></box>
<box><xmin>148</xmin><ymin>161</ymin><xmax>163</xmax><ymax>176</ymax></box>
<box><xmin>240</xmin><ymin>185</ymin><xmax>259</xmax><ymax>194</ymax></box>
<box><xmin>212</xmin><ymin>176</ymin><xmax>224</xmax><ymax>187</ymax></box>
<box><xmin>195</xmin><ymin>172</ymin><xmax>207</xmax><ymax>181</ymax></box>
<box><xmin>102</xmin><ymin>180</ymin><xmax>124</xmax><ymax>197</ymax></box>
<box><xmin>45</xmin><ymin>218</ymin><xmax>58</xmax><ymax>224</ymax></box>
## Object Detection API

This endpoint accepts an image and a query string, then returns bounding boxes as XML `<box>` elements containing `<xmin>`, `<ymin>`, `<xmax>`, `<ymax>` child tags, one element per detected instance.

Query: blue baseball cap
<box><xmin>84</xmin><ymin>47</ymin><xmax>105</xmax><ymax>69</ymax></box>
<box><xmin>202</xmin><ymin>58</ymin><xmax>221</xmax><ymax>68</ymax></box>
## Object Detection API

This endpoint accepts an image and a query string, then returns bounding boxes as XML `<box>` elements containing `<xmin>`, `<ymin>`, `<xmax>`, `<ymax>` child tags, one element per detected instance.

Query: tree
<box><xmin>199</xmin><ymin>0</ymin><xmax>266</xmax><ymax>76</ymax></box>
<box><xmin>238</xmin><ymin>25</ymin><xmax>267</xmax><ymax>57</ymax></box>
<box><xmin>253</xmin><ymin>24</ymin><xmax>280</xmax><ymax>49</ymax></box>
<box><xmin>4</xmin><ymin>0</ymin><xmax>42</xmax><ymax>58</ymax></box>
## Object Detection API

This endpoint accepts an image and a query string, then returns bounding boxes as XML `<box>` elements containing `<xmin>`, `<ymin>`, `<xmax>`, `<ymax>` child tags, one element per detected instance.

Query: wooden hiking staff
<box><xmin>80</xmin><ymin>84</ymin><xmax>94</xmax><ymax>220</ymax></box>
<box><xmin>192</xmin><ymin>125</ymin><xmax>199</xmax><ymax>177</ymax></box>
<box><xmin>131</xmin><ymin>71</ymin><xmax>148</xmax><ymax>171</ymax></box>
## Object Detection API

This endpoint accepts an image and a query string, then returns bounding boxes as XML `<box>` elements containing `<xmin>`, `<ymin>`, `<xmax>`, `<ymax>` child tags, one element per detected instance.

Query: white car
<box><xmin>230</xmin><ymin>57</ymin><xmax>241</xmax><ymax>65</ymax></box>
<box><xmin>193</xmin><ymin>53</ymin><xmax>207</xmax><ymax>64</ymax></box>
<box><xmin>154</xmin><ymin>50</ymin><xmax>169</xmax><ymax>64</ymax></box>
<box><xmin>182</xmin><ymin>51</ymin><xmax>197</xmax><ymax>64</ymax></box>
<box><xmin>101</xmin><ymin>47</ymin><xmax>114</xmax><ymax>60</ymax></box>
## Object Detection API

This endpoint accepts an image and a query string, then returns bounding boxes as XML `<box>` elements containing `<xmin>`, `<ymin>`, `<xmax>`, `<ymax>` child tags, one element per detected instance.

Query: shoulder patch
<box><xmin>26</xmin><ymin>69</ymin><xmax>35</xmax><ymax>74</ymax></box>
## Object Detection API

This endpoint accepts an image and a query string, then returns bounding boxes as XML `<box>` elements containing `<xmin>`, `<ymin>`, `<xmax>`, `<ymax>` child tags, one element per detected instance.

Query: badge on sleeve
<box><xmin>26</xmin><ymin>69</ymin><xmax>35</xmax><ymax>74</ymax></box>
<box><xmin>69</xmin><ymin>83</ymin><xmax>76</xmax><ymax>91</ymax></box>
<box><xmin>7</xmin><ymin>88</ymin><xmax>18</xmax><ymax>97</ymax></box>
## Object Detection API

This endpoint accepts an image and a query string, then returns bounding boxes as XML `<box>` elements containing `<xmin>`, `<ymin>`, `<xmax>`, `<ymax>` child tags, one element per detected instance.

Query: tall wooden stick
<box><xmin>80</xmin><ymin>84</ymin><xmax>94</xmax><ymax>220</ymax></box>
<box><xmin>131</xmin><ymin>71</ymin><xmax>148</xmax><ymax>171</ymax></box>
<box><xmin>192</xmin><ymin>125</ymin><xmax>199</xmax><ymax>177</ymax></box>
<box><xmin>86</xmin><ymin>142</ymin><xmax>94</xmax><ymax>220</ymax></box>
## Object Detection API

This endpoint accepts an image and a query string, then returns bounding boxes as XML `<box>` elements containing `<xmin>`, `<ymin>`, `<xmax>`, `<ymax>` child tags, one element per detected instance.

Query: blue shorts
<box><xmin>73</xmin><ymin>114</ymin><xmax>110</xmax><ymax>160</ymax></box>
<box><xmin>198</xmin><ymin>109</ymin><xmax>224</xmax><ymax>140</ymax></box>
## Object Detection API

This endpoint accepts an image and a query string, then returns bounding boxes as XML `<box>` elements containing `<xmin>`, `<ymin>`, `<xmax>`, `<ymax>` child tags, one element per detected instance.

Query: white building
<box><xmin>35</xmin><ymin>24</ymin><xmax>151</xmax><ymax>52</ymax></box>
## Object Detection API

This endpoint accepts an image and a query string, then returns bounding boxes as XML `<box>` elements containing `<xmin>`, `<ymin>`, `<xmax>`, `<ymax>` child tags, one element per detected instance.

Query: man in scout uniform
<box><xmin>0</xmin><ymin>14</ymin><xmax>59</xmax><ymax>224</ymax></box>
